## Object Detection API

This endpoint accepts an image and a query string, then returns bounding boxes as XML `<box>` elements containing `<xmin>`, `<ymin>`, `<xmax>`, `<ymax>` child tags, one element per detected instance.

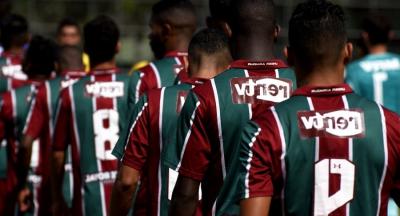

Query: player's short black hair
<box><xmin>228</xmin><ymin>0</ymin><xmax>276</xmax><ymax>36</ymax></box>
<box><xmin>209</xmin><ymin>0</ymin><xmax>231</xmax><ymax>21</ymax></box>
<box><xmin>57</xmin><ymin>17</ymin><xmax>80</xmax><ymax>35</ymax></box>
<box><xmin>57</xmin><ymin>45</ymin><xmax>83</xmax><ymax>71</ymax></box>
<box><xmin>289</xmin><ymin>0</ymin><xmax>346</xmax><ymax>68</ymax></box>
<box><xmin>0</xmin><ymin>14</ymin><xmax>29</xmax><ymax>50</ymax></box>
<box><xmin>24</xmin><ymin>35</ymin><xmax>56</xmax><ymax>77</ymax></box>
<box><xmin>152</xmin><ymin>0</ymin><xmax>197</xmax><ymax>35</ymax></box>
<box><xmin>188</xmin><ymin>28</ymin><xmax>230</xmax><ymax>76</ymax></box>
<box><xmin>362</xmin><ymin>13</ymin><xmax>391</xmax><ymax>45</ymax></box>
<box><xmin>83</xmin><ymin>15</ymin><xmax>119</xmax><ymax>66</ymax></box>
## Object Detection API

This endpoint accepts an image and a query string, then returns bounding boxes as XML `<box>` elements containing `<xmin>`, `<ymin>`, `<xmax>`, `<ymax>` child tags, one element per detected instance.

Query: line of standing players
<box><xmin>1</xmin><ymin>0</ymin><xmax>400</xmax><ymax>216</ymax></box>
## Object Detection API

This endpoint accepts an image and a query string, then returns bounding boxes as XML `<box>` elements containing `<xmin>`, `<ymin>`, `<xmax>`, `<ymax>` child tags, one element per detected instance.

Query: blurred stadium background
<box><xmin>5</xmin><ymin>0</ymin><xmax>400</xmax><ymax>69</ymax></box>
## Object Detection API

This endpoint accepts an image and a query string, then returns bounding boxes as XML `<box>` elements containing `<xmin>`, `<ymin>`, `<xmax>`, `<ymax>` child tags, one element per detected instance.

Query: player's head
<box><xmin>57</xmin><ymin>17</ymin><xmax>81</xmax><ymax>46</ymax></box>
<box><xmin>149</xmin><ymin>0</ymin><xmax>197</xmax><ymax>59</ymax></box>
<box><xmin>84</xmin><ymin>15</ymin><xmax>120</xmax><ymax>68</ymax></box>
<box><xmin>206</xmin><ymin>0</ymin><xmax>231</xmax><ymax>35</ymax></box>
<box><xmin>286</xmin><ymin>0</ymin><xmax>352</xmax><ymax>80</ymax></box>
<box><xmin>362</xmin><ymin>13</ymin><xmax>392</xmax><ymax>48</ymax></box>
<box><xmin>23</xmin><ymin>35</ymin><xmax>56</xmax><ymax>79</ymax></box>
<box><xmin>188</xmin><ymin>28</ymin><xmax>231</xmax><ymax>79</ymax></box>
<box><xmin>0</xmin><ymin>13</ymin><xmax>29</xmax><ymax>51</ymax></box>
<box><xmin>56</xmin><ymin>45</ymin><xmax>84</xmax><ymax>73</ymax></box>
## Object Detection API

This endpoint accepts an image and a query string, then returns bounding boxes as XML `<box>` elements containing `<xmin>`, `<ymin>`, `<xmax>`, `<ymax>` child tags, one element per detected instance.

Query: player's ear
<box><xmin>274</xmin><ymin>23</ymin><xmax>280</xmax><ymax>43</ymax></box>
<box><xmin>285</xmin><ymin>46</ymin><xmax>294</xmax><ymax>67</ymax></box>
<box><xmin>115</xmin><ymin>41</ymin><xmax>121</xmax><ymax>54</ymax></box>
<box><xmin>344</xmin><ymin>42</ymin><xmax>353</xmax><ymax>65</ymax></box>
<box><xmin>389</xmin><ymin>30</ymin><xmax>395</xmax><ymax>41</ymax></box>
<box><xmin>220</xmin><ymin>22</ymin><xmax>232</xmax><ymax>38</ymax></box>
<box><xmin>361</xmin><ymin>31</ymin><xmax>369</xmax><ymax>44</ymax></box>
<box><xmin>161</xmin><ymin>23</ymin><xmax>173</xmax><ymax>40</ymax></box>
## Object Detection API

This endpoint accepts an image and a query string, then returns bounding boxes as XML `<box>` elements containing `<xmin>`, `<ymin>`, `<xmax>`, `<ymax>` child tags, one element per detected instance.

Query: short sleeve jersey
<box><xmin>239</xmin><ymin>84</ymin><xmax>400</xmax><ymax>215</ymax></box>
<box><xmin>53</xmin><ymin>68</ymin><xmax>131</xmax><ymax>216</ymax></box>
<box><xmin>24</xmin><ymin>71</ymin><xmax>86</xmax><ymax>209</ymax></box>
<box><xmin>164</xmin><ymin>59</ymin><xmax>297</xmax><ymax>215</ymax></box>
<box><xmin>112</xmin><ymin>78</ymin><xmax>205</xmax><ymax>216</ymax></box>
<box><xmin>346</xmin><ymin>52</ymin><xmax>400</xmax><ymax>114</ymax></box>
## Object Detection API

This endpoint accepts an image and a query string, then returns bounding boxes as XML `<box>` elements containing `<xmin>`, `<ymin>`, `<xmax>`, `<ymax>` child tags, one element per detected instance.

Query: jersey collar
<box><xmin>181</xmin><ymin>77</ymin><xmax>208</xmax><ymax>86</ymax></box>
<box><xmin>62</xmin><ymin>70</ymin><xmax>87</xmax><ymax>77</ymax></box>
<box><xmin>229</xmin><ymin>59</ymin><xmax>288</xmax><ymax>70</ymax></box>
<box><xmin>292</xmin><ymin>84</ymin><xmax>353</xmax><ymax>97</ymax></box>
<box><xmin>90</xmin><ymin>68</ymin><xmax>119</xmax><ymax>75</ymax></box>
<box><xmin>165</xmin><ymin>51</ymin><xmax>188</xmax><ymax>58</ymax></box>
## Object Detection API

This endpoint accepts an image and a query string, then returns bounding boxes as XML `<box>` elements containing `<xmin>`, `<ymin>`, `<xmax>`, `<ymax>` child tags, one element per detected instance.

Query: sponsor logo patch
<box><xmin>85</xmin><ymin>81</ymin><xmax>124</xmax><ymax>98</ymax></box>
<box><xmin>85</xmin><ymin>170</ymin><xmax>117</xmax><ymax>183</ymax></box>
<box><xmin>297</xmin><ymin>109</ymin><xmax>365</xmax><ymax>138</ymax></box>
<box><xmin>230</xmin><ymin>77</ymin><xmax>292</xmax><ymax>104</ymax></box>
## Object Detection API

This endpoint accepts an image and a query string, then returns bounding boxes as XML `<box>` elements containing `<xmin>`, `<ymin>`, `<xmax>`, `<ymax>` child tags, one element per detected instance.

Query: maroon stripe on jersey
<box><xmin>92</xmin><ymin>74</ymin><xmax>118</xmax><ymax>212</ymax></box>
<box><xmin>139</xmin><ymin>65</ymin><xmax>158</xmax><ymax>96</ymax></box>
<box><xmin>310</xmin><ymin>96</ymin><xmax>348</xmax><ymax>216</ymax></box>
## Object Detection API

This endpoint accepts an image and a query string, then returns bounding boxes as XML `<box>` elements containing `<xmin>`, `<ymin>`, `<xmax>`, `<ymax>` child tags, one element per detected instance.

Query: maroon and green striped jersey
<box><xmin>164</xmin><ymin>60</ymin><xmax>297</xmax><ymax>215</ymax></box>
<box><xmin>53</xmin><ymin>68</ymin><xmax>131</xmax><ymax>216</ymax></box>
<box><xmin>113</xmin><ymin>77</ymin><xmax>205</xmax><ymax>216</ymax></box>
<box><xmin>0</xmin><ymin>51</ymin><xmax>26</xmax><ymax>80</ymax></box>
<box><xmin>24</xmin><ymin>71</ymin><xmax>86</xmax><ymax>210</ymax></box>
<box><xmin>128</xmin><ymin>51</ymin><xmax>188</xmax><ymax>106</ymax></box>
<box><xmin>239</xmin><ymin>84</ymin><xmax>400</xmax><ymax>216</ymax></box>
<box><xmin>0</xmin><ymin>82</ymin><xmax>43</xmax><ymax>215</ymax></box>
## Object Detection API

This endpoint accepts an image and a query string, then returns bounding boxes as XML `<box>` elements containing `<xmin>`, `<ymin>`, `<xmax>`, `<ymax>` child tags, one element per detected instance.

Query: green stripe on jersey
<box><xmin>153</xmin><ymin>57</ymin><xmax>180</xmax><ymax>87</ymax></box>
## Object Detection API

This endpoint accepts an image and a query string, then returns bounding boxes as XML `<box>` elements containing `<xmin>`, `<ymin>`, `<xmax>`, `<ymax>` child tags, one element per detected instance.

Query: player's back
<box><xmin>251</xmin><ymin>84</ymin><xmax>400</xmax><ymax>215</ymax></box>
<box><xmin>346</xmin><ymin>52</ymin><xmax>400</xmax><ymax>114</ymax></box>
<box><xmin>62</xmin><ymin>69</ymin><xmax>130</xmax><ymax>216</ymax></box>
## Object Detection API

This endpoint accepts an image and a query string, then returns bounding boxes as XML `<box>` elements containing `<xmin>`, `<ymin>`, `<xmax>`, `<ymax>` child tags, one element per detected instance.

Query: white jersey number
<box><xmin>93</xmin><ymin>109</ymin><xmax>119</xmax><ymax>160</ymax></box>
<box><xmin>314</xmin><ymin>159</ymin><xmax>355</xmax><ymax>216</ymax></box>
<box><xmin>372</xmin><ymin>72</ymin><xmax>388</xmax><ymax>105</ymax></box>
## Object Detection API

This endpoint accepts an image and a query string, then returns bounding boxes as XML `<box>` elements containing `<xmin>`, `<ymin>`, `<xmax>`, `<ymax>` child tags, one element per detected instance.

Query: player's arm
<box><xmin>238</xmin><ymin>113</ymin><xmax>277</xmax><ymax>216</ymax></box>
<box><xmin>110</xmin><ymin>94</ymin><xmax>151</xmax><ymax>215</ymax></box>
<box><xmin>166</xmin><ymin>90</ymin><xmax>211</xmax><ymax>215</ymax></box>
<box><xmin>51</xmin><ymin>90</ymin><xmax>72</xmax><ymax>214</ymax></box>
<box><xmin>169</xmin><ymin>176</ymin><xmax>200</xmax><ymax>216</ymax></box>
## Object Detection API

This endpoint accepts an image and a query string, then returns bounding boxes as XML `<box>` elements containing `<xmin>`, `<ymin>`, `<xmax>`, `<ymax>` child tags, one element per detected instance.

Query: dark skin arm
<box><xmin>16</xmin><ymin>135</ymin><xmax>35</xmax><ymax>212</ymax></box>
<box><xmin>169</xmin><ymin>175</ymin><xmax>200</xmax><ymax>216</ymax></box>
<box><xmin>51</xmin><ymin>150</ymin><xmax>68</xmax><ymax>215</ymax></box>
<box><xmin>110</xmin><ymin>165</ymin><xmax>140</xmax><ymax>216</ymax></box>
<box><xmin>240</xmin><ymin>197</ymin><xmax>271</xmax><ymax>216</ymax></box>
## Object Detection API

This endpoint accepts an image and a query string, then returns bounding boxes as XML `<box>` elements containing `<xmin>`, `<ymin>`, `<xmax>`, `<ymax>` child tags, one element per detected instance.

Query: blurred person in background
<box><xmin>110</xmin><ymin>28</ymin><xmax>232</xmax><ymax>216</ymax></box>
<box><xmin>57</xmin><ymin>17</ymin><xmax>90</xmax><ymax>72</ymax></box>
<box><xmin>17</xmin><ymin>45</ymin><xmax>86</xmax><ymax>216</ymax></box>
<box><xmin>0</xmin><ymin>13</ymin><xmax>29</xmax><ymax>81</ymax></box>
<box><xmin>0</xmin><ymin>35</ymin><xmax>56</xmax><ymax>216</ymax></box>
<box><xmin>345</xmin><ymin>13</ymin><xmax>400</xmax><ymax>216</ymax></box>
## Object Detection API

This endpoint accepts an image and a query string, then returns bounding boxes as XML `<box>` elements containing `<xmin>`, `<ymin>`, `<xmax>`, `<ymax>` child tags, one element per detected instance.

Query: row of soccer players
<box><xmin>0</xmin><ymin>0</ymin><xmax>399</xmax><ymax>216</ymax></box>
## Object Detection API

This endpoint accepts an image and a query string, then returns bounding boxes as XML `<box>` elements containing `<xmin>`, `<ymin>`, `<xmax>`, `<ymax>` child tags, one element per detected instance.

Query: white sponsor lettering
<box><xmin>360</xmin><ymin>58</ymin><xmax>400</xmax><ymax>72</ymax></box>
<box><xmin>86</xmin><ymin>82</ymin><xmax>124</xmax><ymax>98</ymax></box>
<box><xmin>85</xmin><ymin>171</ymin><xmax>117</xmax><ymax>183</ymax></box>
<box><xmin>2</xmin><ymin>65</ymin><xmax>27</xmax><ymax>80</ymax></box>
<box><xmin>300</xmin><ymin>110</ymin><xmax>363</xmax><ymax>137</ymax></box>
<box><xmin>234</xmin><ymin>78</ymin><xmax>290</xmax><ymax>103</ymax></box>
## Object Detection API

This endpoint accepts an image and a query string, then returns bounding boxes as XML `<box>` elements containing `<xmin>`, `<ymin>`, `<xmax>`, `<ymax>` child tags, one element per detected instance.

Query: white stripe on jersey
<box><xmin>244</xmin><ymin>70</ymin><xmax>252</xmax><ymax>119</ymax></box>
<box><xmin>306</xmin><ymin>97</ymin><xmax>319</xmax><ymax>162</ymax></box>
<box><xmin>23</xmin><ymin>85</ymin><xmax>37</xmax><ymax>134</ymax></box>
<box><xmin>271</xmin><ymin>106</ymin><xmax>287</xmax><ymax>216</ymax></box>
<box><xmin>244</xmin><ymin>127</ymin><xmax>261</xmax><ymax>199</ymax></box>
<box><xmin>150</xmin><ymin>63</ymin><xmax>162</xmax><ymax>88</ymax></box>
<box><xmin>376</xmin><ymin>104</ymin><xmax>388</xmax><ymax>216</ymax></box>
<box><xmin>342</xmin><ymin>95</ymin><xmax>352</xmax><ymax>216</ymax></box>
<box><xmin>46</xmin><ymin>82</ymin><xmax>54</xmax><ymax>137</ymax></box>
<box><xmin>157</xmin><ymin>87</ymin><xmax>166</xmax><ymax>216</ymax></box>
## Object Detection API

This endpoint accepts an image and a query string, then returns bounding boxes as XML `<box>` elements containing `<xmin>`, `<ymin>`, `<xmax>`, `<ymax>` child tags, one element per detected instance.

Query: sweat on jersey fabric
<box><xmin>238</xmin><ymin>84</ymin><xmax>400</xmax><ymax>215</ymax></box>
<box><xmin>346</xmin><ymin>52</ymin><xmax>400</xmax><ymax>114</ymax></box>
<box><xmin>23</xmin><ymin>70</ymin><xmax>86</xmax><ymax>212</ymax></box>
<box><xmin>53</xmin><ymin>68</ymin><xmax>131</xmax><ymax>216</ymax></box>
<box><xmin>113</xmin><ymin>77</ymin><xmax>205</xmax><ymax>216</ymax></box>
<box><xmin>164</xmin><ymin>59</ymin><xmax>297</xmax><ymax>215</ymax></box>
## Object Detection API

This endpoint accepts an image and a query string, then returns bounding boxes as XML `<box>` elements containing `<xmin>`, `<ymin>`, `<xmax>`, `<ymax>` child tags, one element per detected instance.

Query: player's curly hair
<box><xmin>23</xmin><ymin>35</ymin><xmax>56</xmax><ymax>77</ymax></box>
<box><xmin>289</xmin><ymin>0</ymin><xmax>347</xmax><ymax>68</ymax></box>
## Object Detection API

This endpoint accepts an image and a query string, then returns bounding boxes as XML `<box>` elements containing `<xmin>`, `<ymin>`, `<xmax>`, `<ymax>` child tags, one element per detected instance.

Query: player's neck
<box><xmin>166</xmin><ymin>37</ymin><xmax>189</xmax><ymax>54</ymax></box>
<box><xmin>231</xmin><ymin>36</ymin><xmax>275</xmax><ymax>60</ymax></box>
<box><xmin>91</xmin><ymin>59</ymin><xmax>117</xmax><ymax>71</ymax></box>
<box><xmin>297</xmin><ymin>65</ymin><xmax>345</xmax><ymax>88</ymax></box>
<box><xmin>368</xmin><ymin>44</ymin><xmax>388</xmax><ymax>55</ymax></box>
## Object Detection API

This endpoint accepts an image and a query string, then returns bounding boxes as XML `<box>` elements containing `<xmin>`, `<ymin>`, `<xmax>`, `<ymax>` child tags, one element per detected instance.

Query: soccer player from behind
<box><xmin>346</xmin><ymin>14</ymin><xmax>400</xmax><ymax>115</ymax></box>
<box><xmin>239</xmin><ymin>0</ymin><xmax>400</xmax><ymax>215</ymax></box>
<box><xmin>0</xmin><ymin>13</ymin><xmax>30</xmax><ymax>88</ymax></box>
<box><xmin>127</xmin><ymin>0</ymin><xmax>196</xmax><ymax>106</ymax></box>
<box><xmin>52</xmin><ymin>15</ymin><xmax>132</xmax><ymax>216</ymax></box>
<box><xmin>110</xmin><ymin>28</ymin><xmax>232</xmax><ymax>216</ymax></box>
<box><xmin>166</xmin><ymin>0</ymin><xmax>296</xmax><ymax>215</ymax></box>
<box><xmin>17</xmin><ymin>45</ymin><xmax>86</xmax><ymax>215</ymax></box>
<box><xmin>0</xmin><ymin>35</ymin><xmax>56</xmax><ymax>216</ymax></box>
